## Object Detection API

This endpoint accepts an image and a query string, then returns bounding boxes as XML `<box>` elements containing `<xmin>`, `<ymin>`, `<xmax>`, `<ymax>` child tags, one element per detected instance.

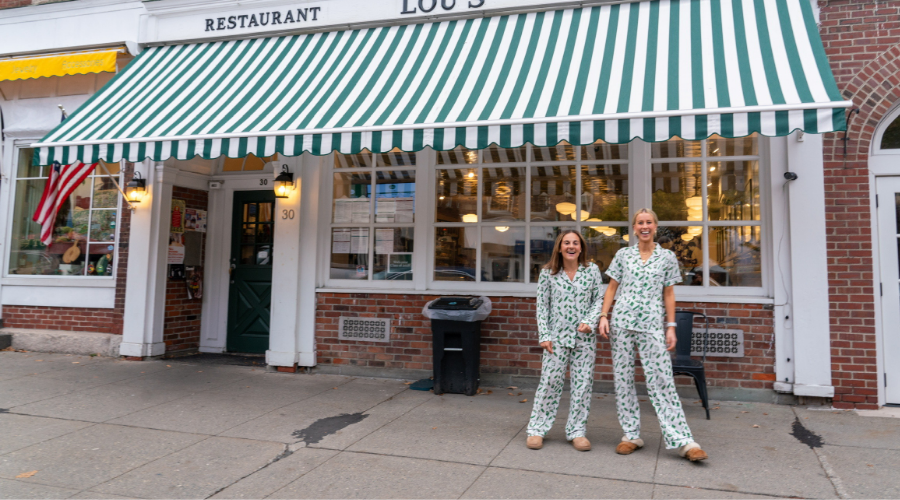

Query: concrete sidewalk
<box><xmin>1</xmin><ymin>351</ymin><xmax>898</xmax><ymax>499</ymax></box>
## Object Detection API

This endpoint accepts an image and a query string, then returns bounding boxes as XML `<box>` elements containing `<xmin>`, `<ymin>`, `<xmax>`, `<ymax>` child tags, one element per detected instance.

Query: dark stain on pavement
<box><xmin>292</xmin><ymin>412</ymin><xmax>369</xmax><ymax>445</ymax></box>
<box><xmin>791</xmin><ymin>417</ymin><xmax>824</xmax><ymax>448</ymax></box>
<box><xmin>0</xmin><ymin>408</ymin><xmax>8</xmax><ymax>413</ymax></box>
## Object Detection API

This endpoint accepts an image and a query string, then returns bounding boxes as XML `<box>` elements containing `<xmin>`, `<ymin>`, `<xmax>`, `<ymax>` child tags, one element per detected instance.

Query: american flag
<box><xmin>32</xmin><ymin>161</ymin><xmax>97</xmax><ymax>245</ymax></box>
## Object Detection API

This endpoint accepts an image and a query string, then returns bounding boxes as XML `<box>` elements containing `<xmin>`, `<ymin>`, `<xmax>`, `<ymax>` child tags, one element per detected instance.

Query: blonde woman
<box><xmin>596</xmin><ymin>209</ymin><xmax>708</xmax><ymax>462</ymax></box>
<box><xmin>526</xmin><ymin>230</ymin><xmax>603</xmax><ymax>451</ymax></box>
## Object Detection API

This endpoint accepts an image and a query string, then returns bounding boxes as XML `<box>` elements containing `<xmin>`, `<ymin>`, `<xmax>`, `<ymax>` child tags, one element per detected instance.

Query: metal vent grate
<box><xmin>338</xmin><ymin>317</ymin><xmax>391</xmax><ymax>343</ymax></box>
<box><xmin>690</xmin><ymin>328</ymin><xmax>744</xmax><ymax>358</ymax></box>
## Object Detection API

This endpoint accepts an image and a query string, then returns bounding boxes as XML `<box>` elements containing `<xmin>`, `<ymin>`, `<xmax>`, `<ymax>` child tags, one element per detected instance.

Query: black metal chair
<box><xmin>672</xmin><ymin>310</ymin><xmax>710</xmax><ymax>420</ymax></box>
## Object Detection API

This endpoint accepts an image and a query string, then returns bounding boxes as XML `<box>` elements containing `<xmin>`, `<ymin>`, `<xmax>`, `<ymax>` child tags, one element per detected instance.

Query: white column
<box><xmin>266</xmin><ymin>156</ymin><xmax>304</xmax><ymax>368</ymax></box>
<box><xmin>296</xmin><ymin>153</ymin><xmax>321</xmax><ymax>367</ymax></box>
<box><xmin>119</xmin><ymin>163</ymin><xmax>176</xmax><ymax>358</ymax></box>
<box><xmin>785</xmin><ymin>132</ymin><xmax>834</xmax><ymax>397</ymax></box>
<box><xmin>768</xmin><ymin>137</ymin><xmax>795</xmax><ymax>391</ymax></box>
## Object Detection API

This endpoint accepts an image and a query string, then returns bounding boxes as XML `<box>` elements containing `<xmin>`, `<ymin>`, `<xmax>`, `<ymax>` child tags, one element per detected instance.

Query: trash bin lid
<box><xmin>429</xmin><ymin>296</ymin><xmax>483</xmax><ymax>310</ymax></box>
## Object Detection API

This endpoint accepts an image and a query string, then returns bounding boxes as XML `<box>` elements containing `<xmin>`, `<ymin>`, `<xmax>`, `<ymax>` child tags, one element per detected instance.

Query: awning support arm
<box><xmin>97</xmin><ymin>160</ymin><xmax>135</xmax><ymax>211</ymax></box>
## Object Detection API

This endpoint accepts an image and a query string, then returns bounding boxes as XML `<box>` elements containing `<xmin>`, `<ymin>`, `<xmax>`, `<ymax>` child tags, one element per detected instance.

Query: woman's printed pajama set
<box><xmin>605</xmin><ymin>245</ymin><xmax>695</xmax><ymax>450</ymax></box>
<box><xmin>527</xmin><ymin>264</ymin><xmax>604</xmax><ymax>441</ymax></box>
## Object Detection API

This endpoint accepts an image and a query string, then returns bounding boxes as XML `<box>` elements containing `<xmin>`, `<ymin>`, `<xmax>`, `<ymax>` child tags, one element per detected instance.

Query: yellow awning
<box><xmin>0</xmin><ymin>48</ymin><xmax>122</xmax><ymax>82</ymax></box>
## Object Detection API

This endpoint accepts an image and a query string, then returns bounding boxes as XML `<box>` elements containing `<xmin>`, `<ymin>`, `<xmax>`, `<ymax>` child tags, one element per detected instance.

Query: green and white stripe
<box><xmin>34</xmin><ymin>0</ymin><xmax>850</xmax><ymax>165</ymax></box>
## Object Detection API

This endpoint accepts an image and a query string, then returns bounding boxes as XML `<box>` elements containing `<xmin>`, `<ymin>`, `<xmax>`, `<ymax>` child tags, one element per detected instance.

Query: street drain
<box><xmin>791</xmin><ymin>417</ymin><xmax>824</xmax><ymax>448</ymax></box>
<box><xmin>292</xmin><ymin>412</ymin><xmax>369</xmax><ymax>445</ymax></box>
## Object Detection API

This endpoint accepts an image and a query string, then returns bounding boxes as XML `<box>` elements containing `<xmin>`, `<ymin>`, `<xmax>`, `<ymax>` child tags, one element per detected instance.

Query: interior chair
<box><xmin>672</xmin><ymin>310</ymin><xmax>711</xmax><ymax>420</ymax></box>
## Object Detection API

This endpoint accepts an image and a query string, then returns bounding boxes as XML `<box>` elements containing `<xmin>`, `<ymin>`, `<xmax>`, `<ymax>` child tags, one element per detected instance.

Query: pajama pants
<box><xmin>526</xmin><ymin>338</ymin><xmax>595</xmax><ymax>441</ymax></box>
<box><xmin>611</xmin><ymin>327</ymin><xmax>694</xmax><ymax>449</ymax></box>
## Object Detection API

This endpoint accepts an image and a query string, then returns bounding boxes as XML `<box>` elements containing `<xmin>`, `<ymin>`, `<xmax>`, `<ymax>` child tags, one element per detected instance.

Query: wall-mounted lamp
<box><xmin>274</xmin><ymin>165</ymin><xmax>294</xmax><ymax>198</ymax></box>
<box><xmin>124</xmin><ymin>172</ymin><xmax>146</xmax><ymax>204</ymax></box>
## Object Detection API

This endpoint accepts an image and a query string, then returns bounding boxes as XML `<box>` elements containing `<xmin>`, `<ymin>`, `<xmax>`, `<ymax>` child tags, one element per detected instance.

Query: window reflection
<box><xmin>708</xmin><ymin>161</ymin><xmax>760</xmax><ymax>221</ymax></box>
<box><xmin>483</xmin><ymin>167</ymin><xmax>525</xmax><ymax>221</ymax></box>
<box><xmin>657</xmin><ymin>227</ymin><xmax>704</xmax><ymax>287</ymax></box>
<box><xmin>481</xmin><ymin>226</ymin><xmax>525</xmax><ymax>283</ymax></box>
<box><xmin>581</xmin><ymin>226</ymin><xmax>629</xmax><ymax>282</ymax></box>
<box><xmin>710</xmin><ymin>226</ymin><xmax>762</xmax><ymax>287</ymax></box>
<box><xmin>530</xmin><ymin>165</ymin><xmax>576</xmax><ymax>222</ymax></box>
<box><xmin>652</xmin><ymin>163</ymin><xmax>703</xmax><ymax>221</ymax></box>
<box><xmin>436</xmin><ymin>169</ymin><xmax>477</xmax><ymax>223</ymax></box>
<box><xmin>435</xmin><ymin>227</ymin><xmax>477</xmax><ymax>281</ymax></box>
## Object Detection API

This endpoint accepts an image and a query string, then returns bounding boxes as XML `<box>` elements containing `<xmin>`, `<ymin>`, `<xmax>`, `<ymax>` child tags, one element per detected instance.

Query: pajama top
<box><xmin>535</xmin><ymin>263</ymin><xmax>604</xmax><ymax>347</ymax></box>
<box><xmin>605</xmin><ymin>244</ymin><xmax>682</xmax><ymax>333</ymax></box>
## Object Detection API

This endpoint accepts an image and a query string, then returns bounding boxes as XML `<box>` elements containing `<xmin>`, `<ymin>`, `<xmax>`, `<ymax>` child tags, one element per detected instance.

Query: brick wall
<box><xmin>3</xmin><ymin>164</ymin><xmax>134</xmax><ymax>336</ymax></box>
<box><xmin>316</xmin><ymin>293</ymin><xmax>775</xmax><ymax>391</ymax></box>
<box><xmin>162</xmin><ymin>186</ymin><xmax>208</xmax><ymax>356</ymax></box>
<box><xmin>817</xmin><ymin>0</ymin><xmax>900</xmax><ymax>409</ymax></box>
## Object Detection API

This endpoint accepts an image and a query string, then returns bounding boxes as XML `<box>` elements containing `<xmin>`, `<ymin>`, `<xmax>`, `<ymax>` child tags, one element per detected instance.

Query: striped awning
<box><xmin>34</xmin><ymin>0</ymin><xmax>851</xmax><ymax>165</ymax></box>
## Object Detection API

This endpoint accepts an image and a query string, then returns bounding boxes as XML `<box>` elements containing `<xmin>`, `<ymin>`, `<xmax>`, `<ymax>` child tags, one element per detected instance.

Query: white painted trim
<box><xmin>173</xmin><ymin>170</ymin><xmax>212</xmax><ymax>191</ymax></box>
<box><xmin>871</xmin><ymin>104</ymin><xmax>900</xmax><ymax>157</ymax></box>
<box><xmin>793</xmin><ymin>383</ymin><xmax>835</xmax><ymax>398</ymax></box>
<box><xmin>769</xmin><ymin>136</ymin><xmax>795</xmax><ymax>386</ymax></box>
<box><xmin>296</xmin><ymin>152</ymin><xmax>321</xmax><ymax>367</ymax></box>
<box><xmin>0</xmin><ymin>277</ymin><xmax>115</xmax><ymax>287</ymax></box>
<box><xmin>1</xmin><ymin>284</ymin><xmax>115</xmax><ymax>308</ymax></box>
<box><xmin>119</xmin><ymin>341</ymin><xmax>165</xmax><ymax>357</ymax></box>
<box><xmin>313</xmin><ymin>287</ymin><xmax>775</xmax><ymax>303</ymax></box>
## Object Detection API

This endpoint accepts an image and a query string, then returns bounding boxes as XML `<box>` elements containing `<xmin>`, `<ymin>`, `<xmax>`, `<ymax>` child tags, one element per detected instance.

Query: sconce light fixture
<box><xmin>124</xmin><ymin>172</ymin><xmax>146</xmax><ymax>204</ymax></box>
<box><xmin>274</xmin><ymin>165</ymin><xmax>294</xmax><ymax>198</ymax></box>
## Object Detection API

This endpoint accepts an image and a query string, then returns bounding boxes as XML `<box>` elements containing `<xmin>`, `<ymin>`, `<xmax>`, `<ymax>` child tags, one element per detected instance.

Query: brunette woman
<box><xmin>526</xmin><ymin>230</ymin><xmax>603</xmax><ymax>451</ymax></box>
<box><xmin>596</xmin><ymin>208</ymin><xmax>708</xmax><ymax>461</ymax></box>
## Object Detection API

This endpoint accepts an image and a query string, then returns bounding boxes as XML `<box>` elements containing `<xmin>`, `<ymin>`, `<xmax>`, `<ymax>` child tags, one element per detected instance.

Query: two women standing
<box><xmin>526</xmin><ymin>209</ymin><xmax>708</xmax><ymax>462</ymax></box>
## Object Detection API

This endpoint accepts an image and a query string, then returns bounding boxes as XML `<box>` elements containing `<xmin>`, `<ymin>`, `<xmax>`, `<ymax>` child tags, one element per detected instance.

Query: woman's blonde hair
<box><xmin>543</xmin><ymin>229</ymin><xmax>588</xmax><ymax>275</ymax></box>
<box><xmin>631</xmin><ymin>208</ymin><xmax>659</xmax><ymax>226</ymax></box>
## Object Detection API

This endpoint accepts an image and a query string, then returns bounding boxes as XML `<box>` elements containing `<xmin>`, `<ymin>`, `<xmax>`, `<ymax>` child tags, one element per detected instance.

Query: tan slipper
<box><xmin>526</xmin><ymin>436</ymin><xmax>543</xmax><ymax>450</ymax></box>
<box><xmin>616</xmin><ymin>437</ymin><xmax>644</xmax><ymax>455</ymax></box>
<box><xmin>679</xmin><ymin>442</ymin><xmax>708</xmax><ymax>462</ymax></box>
<box><xmin>572</xmin><ymin>437</ymin><xmax>591</xmax><ymax>451</ymax></box>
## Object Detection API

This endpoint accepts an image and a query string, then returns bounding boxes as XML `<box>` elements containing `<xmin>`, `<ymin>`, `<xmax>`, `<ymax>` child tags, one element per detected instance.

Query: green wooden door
<box><xmin>226</xmin><ymin>191</ymin><xmax>276</xmax><ymax>354</ymax></box>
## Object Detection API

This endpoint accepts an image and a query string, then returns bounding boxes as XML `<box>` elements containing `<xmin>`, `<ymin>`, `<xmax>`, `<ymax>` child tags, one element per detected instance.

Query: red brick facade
<box><xmin>2</xmin><ymin>164</ymin><xmax>134</xmax><ymax>336</ymax></box>
<box><xmin>316</xmin><ymin>293</ymin><xmax>775</xmax><ymax>391</ymax></box>
<box><xmin>818</xmin><ymin>0</ymin><xmax>899</xmax><ymax>409</ymax></box>
<box><xmin>162</xmin><ymin>186</ymin><xmax>208</xmax><ymax>356</ymax></box>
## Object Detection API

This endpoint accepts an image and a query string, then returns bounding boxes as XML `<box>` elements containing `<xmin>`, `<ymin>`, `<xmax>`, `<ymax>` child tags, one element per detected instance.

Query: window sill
<box><xmin>315</xmin><ymin>286</ymin><xmax>775</xmax><ymax>304</ymax></box>
<box><xmin>1</xmin><ymin>277</ymin><xmax>116</xmax><ymax>288</ymax></box>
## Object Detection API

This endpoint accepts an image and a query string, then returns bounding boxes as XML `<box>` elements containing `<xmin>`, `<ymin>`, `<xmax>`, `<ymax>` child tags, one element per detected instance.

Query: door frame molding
<box><xmin>199</xmin><ymin>173</ymin><xmax>276</xmax><ymax>353</ymax></box>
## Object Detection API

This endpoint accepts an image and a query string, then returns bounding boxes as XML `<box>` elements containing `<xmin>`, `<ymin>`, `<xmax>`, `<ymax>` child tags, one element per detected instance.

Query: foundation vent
<box><xmin>338</xmin><ymin>317</ymin><xmax>391</xmax><ymax>343</ymax></box>
<box><xmin>690</xmin><ymin>328</ymin><xmax>744</xmax><ymax>358</ymax></box>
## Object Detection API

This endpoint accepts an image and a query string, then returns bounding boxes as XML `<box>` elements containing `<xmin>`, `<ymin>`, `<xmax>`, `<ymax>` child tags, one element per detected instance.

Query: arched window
<box><xmin>882</xmin><ymin>114</ymin><xmax>900</xmax><ymax>150</ymax></box>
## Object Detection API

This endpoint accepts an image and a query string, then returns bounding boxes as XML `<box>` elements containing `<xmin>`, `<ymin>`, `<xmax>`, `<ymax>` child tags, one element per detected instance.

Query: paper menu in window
<box><xmin>350</xmin><ymin>228</ymin><xmax>369</xmax><ymax>254</ymax></box>
<box><xmin>332</xmin><ymin>228</ymin><xmax>351</xmax><ymax>254</ymax></box>
<box><xmin>333</xmin><ymin>199</ymin><xmax>352</xmax><ymax>223</ymax></box>
<box><xmin>375</xmin><ymin>228</ymin><xmax>394</xmax><ymax>255</ymax></box>
<box><xmin>351</xmin><ymin>199</ymin><xmax>370</xmax><ymax>223</ymax></box>
<box><xmin>395</xmin><ymin>198</ymin><xmax>414</xmax><ymax>222</ymax></box>
<box><xmin>376</xmin><ymin>200</ymin><xmax>396</xmax><ymax>223</ymax></box>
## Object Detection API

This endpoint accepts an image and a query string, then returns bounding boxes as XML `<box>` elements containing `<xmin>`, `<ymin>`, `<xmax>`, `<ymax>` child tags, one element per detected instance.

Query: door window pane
<box><xmin>481</xmin><ymin>226</ymin><xmax>525</xmax><ymax>283</ymax></box>
<box><xmin>436</xmin><ymin>169</ymin><xmax>478</xmax><ymax>223</ymax></box>
<box><xmin>333</xmin><ymin>172</ymin><xmax>371</xmax><ymax>223</ymax></box>
<box><xmin>657</xmin><ymin>226</ymin><xmax>704</xmax><ymax>286</ymax></box>
<box><xmin>652</xmin><ymin>163</ymin><xmax>703</xmax><ymax>221</ymax></box>
<box><xmin>710</xmin><ymin>226</ymin><xmax>762</xmax><ymax>287</ymax></box>
<box><xmin>882</xmin><ymin>116</ymin><xmax>900</xmax><ymax>149</ymax></box>
<box><xmin>531</xmin><ymin>165</ymin><xmax>576</xmax><ymax>222</ymax></box>
<box><xmin>330</xmin><ymin>228</ymin><xmax>369</xmax><ymax>280</ymax></box>
<box><xmin>483</xmin><ymin>167</ymin><xmax>525</xmax><ymax>222</ymax></box>
<box><xmin>435</xmin><ymin>227</ymin><xmax>477</xmax><ymax>281</ymax></box>
<box><xmin>708</xmin><ymin>161</ymin><xmax>760</xmax><ymax>221</ymax></box>
<box><xmin>581</xmin><ymin>164</ymin><xmax>628</xmax><ymax>222</ymax></box>
<box><xmin>374</xmin><ymin>227</ymin><xmax>414</xmax><ymax>281</ymax></box>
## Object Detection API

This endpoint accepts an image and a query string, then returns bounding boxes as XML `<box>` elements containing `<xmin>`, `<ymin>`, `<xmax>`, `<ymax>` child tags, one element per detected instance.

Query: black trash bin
<box><xmin>429</xmin><ymin>296</ymin><xmax>484</xmax><ymax>396</ymax></box>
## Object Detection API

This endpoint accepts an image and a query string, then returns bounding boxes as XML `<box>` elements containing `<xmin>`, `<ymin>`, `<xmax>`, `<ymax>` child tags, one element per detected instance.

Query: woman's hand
<box><xmin>540</xmin><ymin>341</ymin><xmax>553</xmax><ymax>354</ymax></box>
<box><xmin>665</xmin><ymin>326</ymin><xmax>677</xmax><ymax>351</ymax></box>
<box><xmin>577</xmin><ymin>323</ymin><xmax>593</xmax><ymax>334</ymax></box>
<box><xmin>598</xmin><ymin>317</ymin><xmax>610</xmax><ymax>339</ymax></box>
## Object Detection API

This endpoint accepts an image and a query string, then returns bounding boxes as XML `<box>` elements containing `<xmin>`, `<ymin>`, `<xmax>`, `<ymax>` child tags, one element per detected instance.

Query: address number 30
<box><xmin>282</xmin><ymin>209</ymin><xmax>295</xmax><ymax>220</ymax></box>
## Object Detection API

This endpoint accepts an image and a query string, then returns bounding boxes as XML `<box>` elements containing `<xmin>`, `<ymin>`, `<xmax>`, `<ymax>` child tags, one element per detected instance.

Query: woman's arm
<box><xmin>663</xmin><ymin>284</ymin><xmax>676</xmax><ymax>351</ymax></box>
<box><xmin>596</xmin><ymin>279</ymin><xmax>618</xmax><ymax>339</ymax></box>
<box><xmin>536</xmin><ymin>271</ymin><xmax>554</xmax><ymax>354</ymax></box>
<box><xmin>579</xmin><ymin>266</ymin><xmax>604</xmax><ymax>332</ymax></box>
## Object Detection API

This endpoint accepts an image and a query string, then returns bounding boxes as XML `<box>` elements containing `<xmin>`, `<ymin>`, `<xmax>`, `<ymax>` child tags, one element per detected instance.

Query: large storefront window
<box><xmin>651</xmin><ymin>134</ymin><xmax>762</xmax><ymax>287</ymax></box>
<box><xmin>434</xmin><ymin>142</ymin><xmax>629</xmax><ymax>283</ymax></box>
<box><xmin>324</xmin><ymin>136</ymin><xmax>764</xmax><ymax>293</ymax></box>
<box><xmin>329</xmin><ymin>149</ymin><xmax>416</xmax><ymax>281</ymax></box>
<box><xmin>8</xmin><ymin>149</ymin><xmax>122</xmax><ymax>277</ymax></box>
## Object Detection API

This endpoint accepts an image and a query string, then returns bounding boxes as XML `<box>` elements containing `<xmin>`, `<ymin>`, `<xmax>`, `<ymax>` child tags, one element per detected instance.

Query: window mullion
<box><xmin>368</xmin><ymin>166</ymin><xmax>376</xmax><ymax>280</ymax></box>
<box><xmin>701</xmin><ymin>141</ymin><xmax>710</xmax><ymax>288</ymax></box>
<box><xmin>475</xmin><ymin>165</ymin><xmax>483</xmax><ymax>283</ymax></box>
<box><xmin>525</xmin><ymin>153</ymin><xmax>532</xmax><ymax>283</ymax></box>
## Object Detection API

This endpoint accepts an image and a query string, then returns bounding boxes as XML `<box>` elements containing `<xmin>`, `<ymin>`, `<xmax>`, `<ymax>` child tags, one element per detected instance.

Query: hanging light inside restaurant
<box><xmin>571</xmin><ymin>210</ymin><xmax>590</xmax><ymax>221</ymax></box>
<box><xmin>555</xmin><ymin>202</ymin><xmax>576</xmax><ymax>215</ymax></box>
<box><xmin>495</xmin><ymin>226</ymin><xmax>509</xmax><ymax>232</ymax></box>
<box><xmin>681</xmin><ymin>233</ymin><xmax>694</xmax><ymax>242</ymax></box>
<box><xmin>124</xmin><ymin>172</ymin><xmax>146</xmax><ymax>204</ymax></box>
<box><xmin>462</xmin><ymin>213</ymin><xmax>478</xmax><ymax>223</ymax></box>
<box><xmin>274</xmin><ymin>165</ymin><xmax>294</xmax><ymax>198</ymax></box>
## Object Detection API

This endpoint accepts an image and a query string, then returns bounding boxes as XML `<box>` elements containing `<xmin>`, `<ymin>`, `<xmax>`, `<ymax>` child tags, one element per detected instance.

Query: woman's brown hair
<box><xmin>543</xmin><ymin>229</ymin><xmax>588</xmax><ymax>275</ymax></box>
